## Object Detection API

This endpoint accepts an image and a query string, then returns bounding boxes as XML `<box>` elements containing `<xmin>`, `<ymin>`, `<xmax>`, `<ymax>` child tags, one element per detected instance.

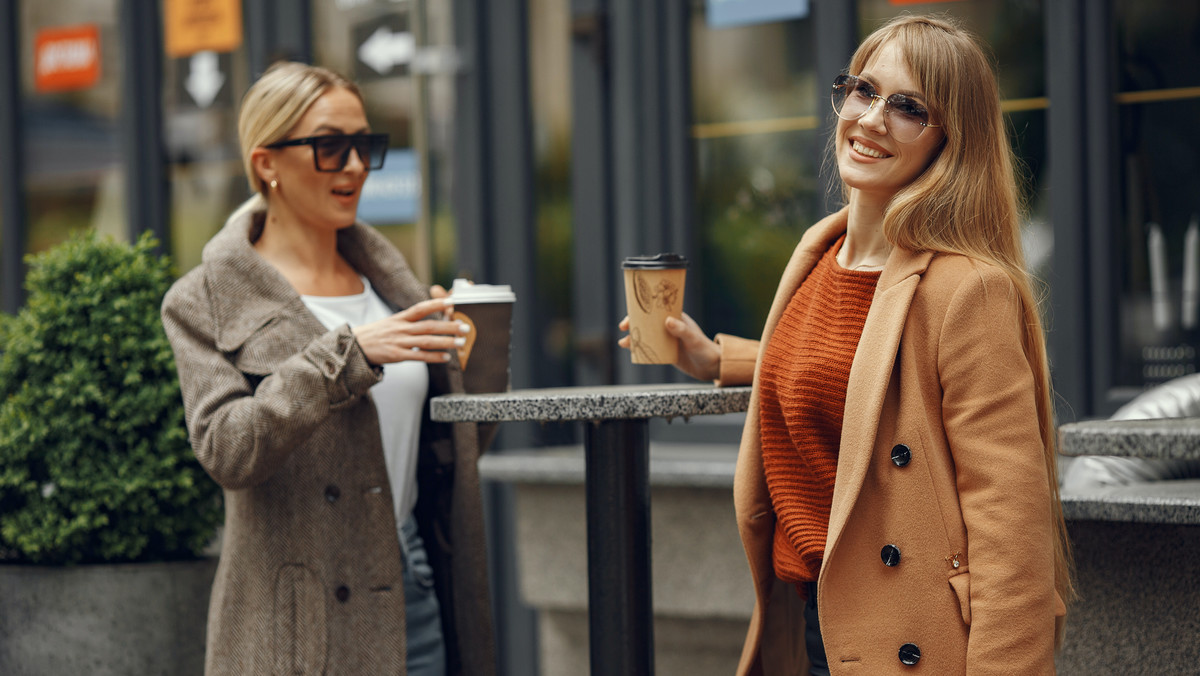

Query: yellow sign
<box><xmin>164</xmin><ymin>0</ymin><xmax>243</xmax><ymax>58</ymax></box>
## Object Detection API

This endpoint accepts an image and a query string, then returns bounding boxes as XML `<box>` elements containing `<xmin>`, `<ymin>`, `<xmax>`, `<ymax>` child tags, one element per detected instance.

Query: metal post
<box><xmin>120</xmin><ymin>0</ymin><xmax>168</xmax><ymax>246</ymax></box>
<box><xmin>1</xmin><ymin>0</ymin><xmax>26</xmax><ymax>313</ymax></box>
<box><xmin>584</xmin><ymin>417</ymin><xmax>653</xmax><ymax>676</ymax></box>
<box><xmin>1045</xmin><ymin>0</ymin><xmax>1093</xmax><ymax>421</ymax></box>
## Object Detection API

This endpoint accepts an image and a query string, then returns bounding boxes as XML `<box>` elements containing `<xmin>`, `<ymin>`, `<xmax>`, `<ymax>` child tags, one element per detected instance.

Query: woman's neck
<box><xmin>838</xmin><ymin>191</ymin><xmax>892</xmax><ymax>271</ymax></box>
<box><xmin>253</xmin><ymin>206</ymin><xmax>361</xmax><ymax>296</ymax></box>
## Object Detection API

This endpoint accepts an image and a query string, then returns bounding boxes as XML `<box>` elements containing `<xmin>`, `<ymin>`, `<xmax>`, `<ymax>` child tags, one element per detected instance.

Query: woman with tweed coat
<box><xmin>162</xmin><ymin>62</ymin><xmax>495</xmax><ymax>675</ymax></box>
<box><xmin>622</xmin><ymin>15</ymin><xmax>1071</xmax><ymax>675</ymax></box>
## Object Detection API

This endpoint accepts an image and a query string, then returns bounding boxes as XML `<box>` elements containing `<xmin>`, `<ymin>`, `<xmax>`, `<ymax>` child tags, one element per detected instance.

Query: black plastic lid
<box><xmin>621</xmin><ymin>253</ymin><xmax>689</xmax><ymax>270</ymax></box>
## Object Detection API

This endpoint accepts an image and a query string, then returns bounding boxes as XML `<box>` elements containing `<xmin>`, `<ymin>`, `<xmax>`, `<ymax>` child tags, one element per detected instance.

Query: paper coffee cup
<box><xmin>446</xmin><ymin>278</ymin><xmax>516</xmax><ymax>393</ymax></box>
<box><xmin>622</xmin><ymin>254</ymin><xmax>688</xmax><ymax>364</ymax></box>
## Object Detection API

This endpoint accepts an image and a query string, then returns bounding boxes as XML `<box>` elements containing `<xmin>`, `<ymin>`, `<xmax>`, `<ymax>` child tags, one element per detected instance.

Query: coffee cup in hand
<box><xmin>445</xmin><ymin>279</ymin><xmax>516</xmax><ymax>393</ymax></box>
<box><xmin>621</xmin><ymin>254</ymin><xmax>688</xmax><ymax>364</ymax></box>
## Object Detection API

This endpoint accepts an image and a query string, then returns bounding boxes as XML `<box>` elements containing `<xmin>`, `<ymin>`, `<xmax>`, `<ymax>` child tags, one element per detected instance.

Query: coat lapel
<box><xmin>823</xmin><ymin>244</ymin><xmax>934</xmax><ymax>570</ymax></box>
<box><xmin>201</xmin><ymin>198</ymin><xmax>428</xmax><ymax>352</ymax></box>
<box><xmin>736</xmin><ymin>208</ymin><xmax>851</xmax><ymax>602</ymax></box>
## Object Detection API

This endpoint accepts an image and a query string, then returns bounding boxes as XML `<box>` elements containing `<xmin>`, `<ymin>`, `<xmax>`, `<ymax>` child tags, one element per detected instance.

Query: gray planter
<box><xmin>0</xmin><ymin>558</ymin><xmax>217</xmax><ymax>676</ymax></box>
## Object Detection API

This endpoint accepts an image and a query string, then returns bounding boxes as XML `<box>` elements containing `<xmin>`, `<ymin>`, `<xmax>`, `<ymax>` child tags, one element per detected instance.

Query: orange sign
<box><xmin>164</xmin><ymin>0</ymin><xmax>244</xmax><ymax>58</ymax></box>
<box><xmin>34</xmin><ymin>25</ymin><xmax>101</xmax><ymax>93</ymax></box>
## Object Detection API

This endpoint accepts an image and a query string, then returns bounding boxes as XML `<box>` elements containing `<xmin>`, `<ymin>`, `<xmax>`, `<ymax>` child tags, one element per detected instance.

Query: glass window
<box><xmin>528</xmin><ymin>0</ymin><xmax>574</xmax><ymax>387</ymax></box>
<box><xmin>20</xmin><ymin>0</ymin><xmax>125</xmax><ymax>253</ymax></box>
<box><xmin>1111</xmin><ymin>1</ymin><xmax>1200</xmax><ymax>389</ymax></box>
<box><xmin>312</xmin><ymin>0</ymin><xmax>443</xmax><ymax>286</ymax></box>
<box><xmin>690</xmin><ymin>5</ymin><xmax>820</xmax><ymax>340</ymax></box>
<box><xmin>163</xmin><ymin>45</ymin><xmax>249</xmax><ymax>275</ymax></box>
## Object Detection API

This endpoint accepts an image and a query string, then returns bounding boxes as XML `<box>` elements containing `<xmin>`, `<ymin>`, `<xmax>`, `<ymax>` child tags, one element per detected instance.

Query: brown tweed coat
<box><xmin>161</xmin><ymin>201</ymin><xmax>496</xmax><ymax>675</ymax></box>
<box><xmin>721</xmin><ymin>209</ymin><xmax>1065</xmax><ymax>675</ymax></box>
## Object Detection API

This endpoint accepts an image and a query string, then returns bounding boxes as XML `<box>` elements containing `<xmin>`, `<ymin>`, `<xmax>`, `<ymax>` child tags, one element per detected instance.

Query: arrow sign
<box><xmin>358</xmin><ymin>26</ymin><xmax>415</xmax><ymax>75</ymax></box>
<box><xmin>186</xmin><ymin>51</ymin><xmax>225</xmax><ymax>108</ymax></box>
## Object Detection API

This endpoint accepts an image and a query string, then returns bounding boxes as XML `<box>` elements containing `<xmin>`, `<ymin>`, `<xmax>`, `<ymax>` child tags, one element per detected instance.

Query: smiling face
<box><xmin>254</xmin><ymin>87</ymin><xmax>371</xmax><ymax>232</ymax></box>
<box><xmin>835</xmin><ymin>40</ymin><xmax>945</xmax><ymax>204</ymax></box>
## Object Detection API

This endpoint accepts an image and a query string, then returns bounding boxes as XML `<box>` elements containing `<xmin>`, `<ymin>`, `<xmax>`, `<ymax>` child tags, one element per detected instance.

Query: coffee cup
<box><xmin>622</xmin><ymin>254</ymin><xmax>688</xmax><ymax>364</ymax></box>
<box><xmin>446</xmin><ymin>278</ymin><xmax>516</xmax><ymax>394</ymax></box>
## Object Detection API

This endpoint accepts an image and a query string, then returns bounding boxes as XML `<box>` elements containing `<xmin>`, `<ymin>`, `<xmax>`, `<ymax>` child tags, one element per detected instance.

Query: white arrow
<box><xmin>358</xmin><ymin>26</ymin><xmax>415</xmax><ymax>75</ymax></box>
<box><xmin>186</xmin><ymin>51</ymin><xmax>225</xmax><ymax>108</ymax></box>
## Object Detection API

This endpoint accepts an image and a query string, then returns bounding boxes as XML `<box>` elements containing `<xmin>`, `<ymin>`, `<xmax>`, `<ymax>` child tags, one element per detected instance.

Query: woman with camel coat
<box><xmin>622</xmin><ymin>15</ymin><xmax>1072</xmax><ymax>675</ymax></box>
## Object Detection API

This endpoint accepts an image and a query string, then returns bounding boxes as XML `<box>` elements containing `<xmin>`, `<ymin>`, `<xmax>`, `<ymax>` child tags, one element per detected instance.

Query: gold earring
<box><xmin>269</xmin><ymin>180</ymin><xmax>278</xmax><ymax>190</ymax></box>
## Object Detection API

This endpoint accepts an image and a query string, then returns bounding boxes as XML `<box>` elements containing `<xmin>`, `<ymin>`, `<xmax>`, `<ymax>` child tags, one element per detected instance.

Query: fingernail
<box><xmin>458</xmin><ymin>322</ymin><xmax>470</xmax><ymax>333</ymax></box>
<box><xmin>454</xmin><ymin>337</ymin><xmax>466</xmax><ymax>346</ymax></box>
<box><xmin>443</xmin><ymin>352</ymin><xmax>452</xmax><ymax>361</ymax></box>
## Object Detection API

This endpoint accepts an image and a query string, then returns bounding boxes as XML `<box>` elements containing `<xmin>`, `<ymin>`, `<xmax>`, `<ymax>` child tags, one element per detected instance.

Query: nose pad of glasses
<box><xmin>858</xmin><ymin>97</ymin><xmax>890</xmax><ymax>128</ymax></box>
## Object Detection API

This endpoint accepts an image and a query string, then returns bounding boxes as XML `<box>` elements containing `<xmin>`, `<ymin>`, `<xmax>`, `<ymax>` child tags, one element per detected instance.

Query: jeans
<box><xmin>804</xmin><ymin>581</ymin><xmax>830</xmax><ymax>676</ymax></box>
<box><xmin>400</xmin><ymin>514</ymin><xmax>445</xmax><ymax>676</ymax></box>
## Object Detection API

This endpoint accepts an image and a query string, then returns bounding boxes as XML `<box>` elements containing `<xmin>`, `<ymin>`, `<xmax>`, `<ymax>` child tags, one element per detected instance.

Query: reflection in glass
<box><xmin>690</xmin><ymin>12</ymin><xmax>820</xmax><ymax>340</ymax></box>
<box><xmin>164</xmin><ymin>49</ymin><xmax>249</xmax><ymax>275</ymax></box>
<box><xmin>1113</xmin><ymin>1</ymin><xmax>1200</xmax><ymax>389</ymax></box>
<box><xmin>529</xmin><ymin>0</ymin><xmax>574</xmax><ymax>388</ymax></box>
<box><xmin>20</xmin><ymin>0</ymin><xmax>125</xmax><ymax>254</ymax></box>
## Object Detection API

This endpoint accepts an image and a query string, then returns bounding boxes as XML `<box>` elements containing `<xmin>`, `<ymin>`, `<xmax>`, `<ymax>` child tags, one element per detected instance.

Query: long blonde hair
<box><xmin>236</xmin><ymin>61</ymin><xmax>363</xmax><ymax>197</ymax></box>
<box><xmin>845</xmin><ymin>14</ymin><xmax>1075</xmax><ymax>638</ymax></box>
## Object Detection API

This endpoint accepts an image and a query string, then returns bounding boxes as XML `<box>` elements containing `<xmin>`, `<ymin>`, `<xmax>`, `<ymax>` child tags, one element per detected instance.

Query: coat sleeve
<box><xmin>161</xmin><ymin>274</ymin><xmax>382</xmax><ymax>490</ymax></box>
<box><xmin>714</xmin><ymin>333</ymin><xmax>760</xmax><ymax>387</ymax></box>
<box><xmin>936</xmin><ymin>265</ymin><xmax>1057</xmax><ymax>675</ymax></box>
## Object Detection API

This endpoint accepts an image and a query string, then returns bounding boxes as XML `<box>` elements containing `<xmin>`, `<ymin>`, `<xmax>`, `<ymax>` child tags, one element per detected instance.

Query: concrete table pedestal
<box><xmin>432</xmin><ymin>384</ymin><xmax>750</xmax><ymax>676</ymax></box>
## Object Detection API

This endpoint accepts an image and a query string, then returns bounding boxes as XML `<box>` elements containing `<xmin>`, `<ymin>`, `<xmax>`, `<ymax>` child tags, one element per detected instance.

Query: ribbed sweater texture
<box><xmin>758</xmin><ymin>235</ymin><xmax>880</xmax><ymax>591</ymax></box>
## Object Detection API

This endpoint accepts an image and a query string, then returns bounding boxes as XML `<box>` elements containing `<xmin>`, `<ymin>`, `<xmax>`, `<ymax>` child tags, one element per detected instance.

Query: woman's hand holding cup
<box><xmin>618</xmin><ymin>312</ymin><xmax>721</xmax><ymax>382</ymax></box>
<box><xmin>353</xmin><ymin>297</ymin><xmax>470</xmax><ymax>365</ymax></box>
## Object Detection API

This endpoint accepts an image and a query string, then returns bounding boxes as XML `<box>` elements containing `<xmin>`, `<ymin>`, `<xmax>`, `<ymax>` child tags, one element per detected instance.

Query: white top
<box><xmin>301</xmin><ymin>277</ymin><xmax>428</xmax><ymax>529</ymax></box>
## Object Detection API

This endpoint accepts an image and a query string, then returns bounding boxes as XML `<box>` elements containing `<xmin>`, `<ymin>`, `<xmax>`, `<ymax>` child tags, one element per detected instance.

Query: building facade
<box><xmin>2</xmin><ymin>0</ymin><xmax>1199</xmax><ymax>672</ymax></box>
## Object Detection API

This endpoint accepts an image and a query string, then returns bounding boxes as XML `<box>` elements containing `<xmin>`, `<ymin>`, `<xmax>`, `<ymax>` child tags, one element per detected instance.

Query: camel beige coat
<box><xmin>720</xmin><ymin>209</ymin><xmax>1065</xmax><ymax>675</ymax></box>
<box><xmin>161</xmin><ymin>202</ymin><xmax>495</xmax><ymax>675</ymax></box>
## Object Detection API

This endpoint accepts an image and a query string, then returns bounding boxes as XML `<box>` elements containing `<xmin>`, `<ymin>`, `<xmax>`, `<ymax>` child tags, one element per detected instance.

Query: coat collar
<box><xmin>759</xmin><ymin>208</ymin><xmax>935</xmax><ymax>347</ymax></box>
<box><xmin>202</xmin><ymin>198</ymin><xmax>427</xmax><ymax>351</ymax></box>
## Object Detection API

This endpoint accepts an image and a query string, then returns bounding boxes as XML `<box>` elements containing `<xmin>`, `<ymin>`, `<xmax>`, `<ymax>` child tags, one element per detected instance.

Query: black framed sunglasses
<box><xmin>831</xmin><ymin>74</ymin><xmax>940</xmax><ymax>143</ymax></box>
<box><xmin>265</xmin><ymin>133</ymin><xmax>389</xmax><ymax>172</ymax></box>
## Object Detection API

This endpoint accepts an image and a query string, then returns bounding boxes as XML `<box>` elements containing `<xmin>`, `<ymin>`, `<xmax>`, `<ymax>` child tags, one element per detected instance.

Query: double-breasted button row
<box><xmin>886</xmin><ymin>443</ymin><xmax>919</xmax><ymax>666</ymax></box>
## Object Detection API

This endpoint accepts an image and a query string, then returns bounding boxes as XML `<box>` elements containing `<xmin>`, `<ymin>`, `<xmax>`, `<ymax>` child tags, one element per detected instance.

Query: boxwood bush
<box><xmin>0</xmin><ymin>232</ymin><xmax>221</xmax><ymax>564</ymax></box>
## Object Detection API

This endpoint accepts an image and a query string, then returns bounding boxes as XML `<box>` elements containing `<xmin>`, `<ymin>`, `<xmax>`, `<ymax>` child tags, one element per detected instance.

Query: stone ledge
<box><xmin>1059</xmin><ymin>417</ymin><xmax>1200</xmax><ymax>459</ymax></box>
<box><xmin>1061</xmin><ymin>479</ymin><xmax>1200</xmax><ymax>524</ymax></box>
<box><xmin>479</xmin><ymin>443</ymin><xmax>737</xmax><ymax>488</ymax></box>
<box><xmin>432</xmin><ymin>383</ymin><xmax>752</xmax><ymax>423</ymax></box>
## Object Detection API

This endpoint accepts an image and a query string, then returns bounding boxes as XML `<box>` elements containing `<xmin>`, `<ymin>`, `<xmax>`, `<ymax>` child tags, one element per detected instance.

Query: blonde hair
<box><xmin>237</xmin><ymin>61</ymin><xmax>363</xmax><ymax>197</ymax></box>
<box><xmin>844</xmin><ymin>14</ymin><xmax>1075</xmax><ymax>641</ymax></box>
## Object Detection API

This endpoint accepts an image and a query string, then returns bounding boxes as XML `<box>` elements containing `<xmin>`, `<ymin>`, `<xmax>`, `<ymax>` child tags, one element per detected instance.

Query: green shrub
<box><xmin>0</xmin><ymin>232</ymin><xmax>221</xmax><ymax>564</ymax></box>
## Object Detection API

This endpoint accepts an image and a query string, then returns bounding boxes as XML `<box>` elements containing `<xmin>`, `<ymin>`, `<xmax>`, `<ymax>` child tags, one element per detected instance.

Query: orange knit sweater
<box><xmin>758</xmin><ymin>236</ymin><xmax>880</xmax><ymax>591</ymax></box>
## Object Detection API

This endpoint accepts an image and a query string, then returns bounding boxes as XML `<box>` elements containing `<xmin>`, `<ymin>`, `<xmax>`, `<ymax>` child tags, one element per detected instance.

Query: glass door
<box><xmin>689</xmin><ymin>3</ymin><xmax>820</xmax><ymax>340</ymax></box>
<box><xmin>20</xmin><ymin>0</ymin><xmax>125</xmax><ymax>252</ymax></box>
<box><xmin>1110</xmin><ymin>1</ymin><xmax>1200</xmax><ymax>393</ymax></box>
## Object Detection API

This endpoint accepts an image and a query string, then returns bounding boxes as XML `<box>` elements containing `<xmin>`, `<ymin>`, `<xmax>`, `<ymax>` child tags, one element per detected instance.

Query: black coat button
<box><xmin>891</xmin><ymin>444</ymin><xmax>912</xmax><ymax>467</ymax></box>
<box><xmin>335</xmin><ymin>585</ymin><xmax>350</xmax><ymax>603</ymax></box>
<box><xmin>881</xmin><ymin>544</ymin><xmax>901</xmax><ymax>567</ymax></box>
<box><xmin>899</xmin><ymin>643</ymin><xmax>921</xmax><ymax>666</ymax></box>
<box><xmin>325</xmin><ymin>485</ymin><xmax>341</xmax><ymax>503</ymax></box>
